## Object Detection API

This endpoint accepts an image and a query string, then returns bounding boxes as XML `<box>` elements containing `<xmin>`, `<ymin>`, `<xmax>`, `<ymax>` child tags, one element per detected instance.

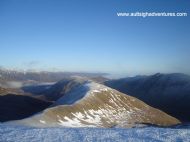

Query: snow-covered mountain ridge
<box><xmin>8</xmin><ymin>77</ymin><xmax>180</xmax><ymax>128</ymax></box>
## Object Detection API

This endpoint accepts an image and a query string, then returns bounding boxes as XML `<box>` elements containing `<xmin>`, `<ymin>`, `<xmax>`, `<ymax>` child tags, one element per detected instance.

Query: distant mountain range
<box><xmin>105</xmin><ymin>73</ymin><xmax>190</xmax><ymax>122</ymax></box>
<box><xmin>0</xmin><ymin>67</ymin><xmax>107</xmax><ymax>82</ymax></box>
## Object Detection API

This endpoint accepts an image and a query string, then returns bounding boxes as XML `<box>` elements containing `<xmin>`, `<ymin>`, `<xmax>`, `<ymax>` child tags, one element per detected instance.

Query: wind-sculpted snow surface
<box><xmin>0</xmin><ymin>124</ymin><xmax>190</xmax><ymax>142</ymax></box>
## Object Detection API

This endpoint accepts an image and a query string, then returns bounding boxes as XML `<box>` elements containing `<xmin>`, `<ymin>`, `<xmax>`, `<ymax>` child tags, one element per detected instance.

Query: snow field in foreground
<box><xmin>0</xmin><ymin>124</ymin><xmax>190</xmax><ymax>142</ymax></box>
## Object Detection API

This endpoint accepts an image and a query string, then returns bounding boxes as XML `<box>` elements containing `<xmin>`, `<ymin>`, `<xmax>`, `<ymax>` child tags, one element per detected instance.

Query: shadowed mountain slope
<box><xmin>0</xmin><ymin>94</ymin><xmax>52</xmax><ymax>122</ymax></box>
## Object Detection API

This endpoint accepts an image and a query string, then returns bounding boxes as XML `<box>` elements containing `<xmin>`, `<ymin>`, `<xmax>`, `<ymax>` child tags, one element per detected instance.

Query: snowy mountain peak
<box><xmin>53</xmin><ymin>81</ymin><xmax>111</xmax><ymax>106</ymax></box>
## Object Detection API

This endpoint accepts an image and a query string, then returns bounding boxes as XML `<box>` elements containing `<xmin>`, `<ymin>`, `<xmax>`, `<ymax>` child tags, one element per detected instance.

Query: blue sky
<box><xmin>0</xmin><ymin>0</ymin><xmax>190</xmax><ymax>76</ymax></box>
